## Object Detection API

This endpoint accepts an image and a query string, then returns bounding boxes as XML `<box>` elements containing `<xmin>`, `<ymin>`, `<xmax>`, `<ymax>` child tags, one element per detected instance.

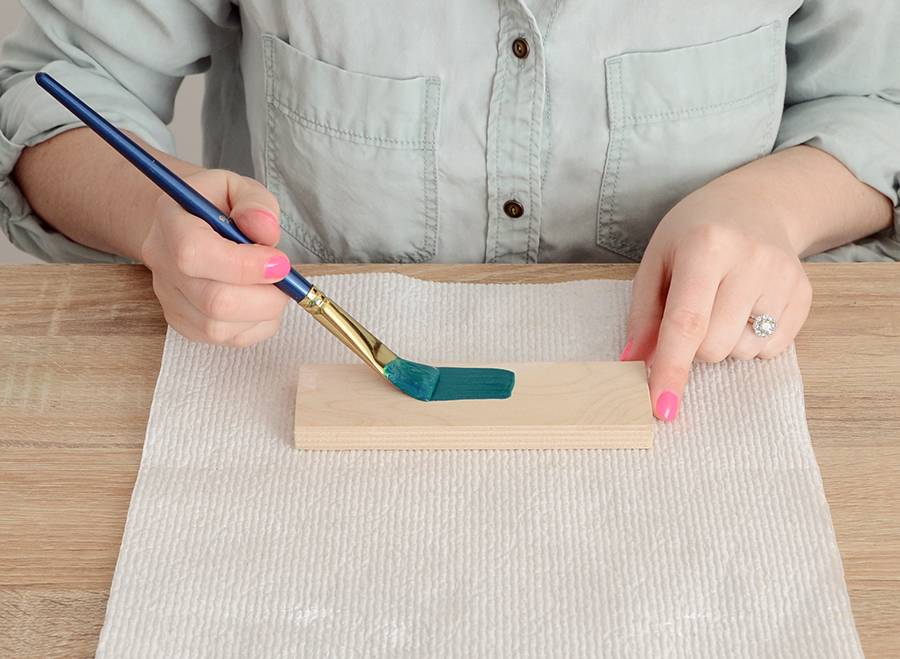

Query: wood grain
<box><xmin>295</xmin><ymin>361</ymin><xmax>654</xmax><ymax>449</ymax></box>
<box><xmin>1</xmin><ymin>263</ymin><xmax>898</xmax><ymax>657</ymax></box>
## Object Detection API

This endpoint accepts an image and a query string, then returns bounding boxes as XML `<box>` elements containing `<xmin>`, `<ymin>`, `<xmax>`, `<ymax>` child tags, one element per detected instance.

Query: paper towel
<box><xmin>96</xmin><ymin>274</ymin><xmax>861</xmax><ymax>658</ymax></box>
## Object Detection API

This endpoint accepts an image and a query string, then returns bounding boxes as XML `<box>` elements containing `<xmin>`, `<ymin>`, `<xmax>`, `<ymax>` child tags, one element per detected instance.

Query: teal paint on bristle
<box><xmin>383</xmin><ymin>358</ymin><xmax>441</xmax><ymax>401</ymax></box>
<box><xmin>383</xmin><ymin>358</ymin><xmax>515</xmax><ymax>402</ymax></box>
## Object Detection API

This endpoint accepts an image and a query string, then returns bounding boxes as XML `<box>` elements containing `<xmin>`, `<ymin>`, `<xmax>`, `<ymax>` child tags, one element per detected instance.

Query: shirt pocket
<box><xmin>597</xmin><ymin>22</ymin><xmax>784</xmax><ymax>261</ymax></box>
<box><xmin>262</xmin><ymin>34</ymin><xmax>442</xmax><ymax>263</ymax></box>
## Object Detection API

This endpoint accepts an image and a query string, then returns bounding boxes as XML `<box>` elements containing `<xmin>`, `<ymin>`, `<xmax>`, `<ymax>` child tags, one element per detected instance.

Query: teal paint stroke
<box><xmin>431</xmin><ymin>367</ymin><xmax>515</xmax><ymax>401</ymax></box>
<box><xmin>384</xmin><ymin>358</ymin><xmax>515</xmax><ymax>402</ymax></box>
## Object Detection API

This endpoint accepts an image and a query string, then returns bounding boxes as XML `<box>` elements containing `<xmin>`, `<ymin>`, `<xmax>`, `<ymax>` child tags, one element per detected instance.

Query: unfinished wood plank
<box><xmin>294</xmin><ymin>361</ymin><xmax>654</xmax><ymax>449</ymax></box>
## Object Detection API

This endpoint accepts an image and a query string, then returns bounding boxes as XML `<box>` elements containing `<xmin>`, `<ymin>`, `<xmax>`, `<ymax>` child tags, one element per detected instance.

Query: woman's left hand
<box><xmin>620</xmin><ymin>178</ymin><xmax>813</xmax><ymax>422</ymax></box>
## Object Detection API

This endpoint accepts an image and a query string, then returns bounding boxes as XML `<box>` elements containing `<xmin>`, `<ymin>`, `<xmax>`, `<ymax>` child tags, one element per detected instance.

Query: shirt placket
<box><xmin>485</xmin><ymin>0</ymin><xmax>546</xmax><ymax>263</ymax></box>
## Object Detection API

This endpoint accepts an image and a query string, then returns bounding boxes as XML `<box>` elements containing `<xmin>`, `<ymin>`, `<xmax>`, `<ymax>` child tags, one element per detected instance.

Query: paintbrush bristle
<box><xmin>383</xmin><ymin>358</ymin><xmax>515</xmax><ymax>402</ymax></box>
<box><xmin>383</xmin><ymin>358</ymin><xmax>441</xmax><ymax>401</ymax></box>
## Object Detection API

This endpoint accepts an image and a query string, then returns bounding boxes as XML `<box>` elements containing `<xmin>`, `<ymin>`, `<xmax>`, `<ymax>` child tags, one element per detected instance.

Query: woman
<box><xmin>1</xmin><ymin>1</ymin><xmax>898</xmax><ymax>422</ymax></box>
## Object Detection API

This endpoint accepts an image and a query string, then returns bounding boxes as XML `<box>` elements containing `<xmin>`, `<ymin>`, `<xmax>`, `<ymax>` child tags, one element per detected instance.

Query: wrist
<box><xmin>702</xmin><ymin>158</ymin><xmax>813</xmax><ymax>257</ymax></box>
<box><xmin>712</xmin><ymin>145</ymin><xmax>894</xmax><ymax>258</ymax></box>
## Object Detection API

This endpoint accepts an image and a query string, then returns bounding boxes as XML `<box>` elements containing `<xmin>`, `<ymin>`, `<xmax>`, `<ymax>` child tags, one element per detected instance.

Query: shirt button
<box><xmin>512</xmin><ymin>37</ymin><xmax>530</xmax><ymax>59</ymax></box>
<box><xmin>503</xmin><ymin>199</ymin><xmax>525</xmax><ymax>218</ymax></box>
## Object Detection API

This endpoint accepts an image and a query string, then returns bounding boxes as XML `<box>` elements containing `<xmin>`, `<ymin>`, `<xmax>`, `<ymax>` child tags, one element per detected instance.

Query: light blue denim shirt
<box><xmin>1</xmin><ymin>1</ymin><xmax>899</xmax><ymax>263</ymax></box>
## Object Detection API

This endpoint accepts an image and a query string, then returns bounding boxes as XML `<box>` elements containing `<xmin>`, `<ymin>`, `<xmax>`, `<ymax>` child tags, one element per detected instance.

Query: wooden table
<box><xmin>1</xmin><ymin>263</ymin><xmax>898</xmax><ymax>657</ymax></box>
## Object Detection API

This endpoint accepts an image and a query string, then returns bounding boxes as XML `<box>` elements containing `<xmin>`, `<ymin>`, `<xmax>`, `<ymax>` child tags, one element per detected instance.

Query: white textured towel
<box><xmin>97</xmin><ymin>274</ymin><xmax>861</xmax><ymax>658</ymax></box>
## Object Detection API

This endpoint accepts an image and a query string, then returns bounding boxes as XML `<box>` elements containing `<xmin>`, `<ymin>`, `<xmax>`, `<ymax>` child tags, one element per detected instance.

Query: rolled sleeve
<box><xmin>774</xmin><ymin>0</ymin><xmax>900</xmax><ymax>261</ymax></box>
<box><xmin>0</xmin><ymin>1</ymin><xmax>235</xmax><ymax>262</ymax></box>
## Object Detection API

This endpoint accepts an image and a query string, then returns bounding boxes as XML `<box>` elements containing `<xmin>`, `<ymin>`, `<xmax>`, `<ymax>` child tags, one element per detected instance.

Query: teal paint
<box><xmin>431</xmin><ymin>367</ymin><xmax>515</xmax><ymax>401</ymax></box>
<box><xmin>384</xmin><ymin>359</ymin><xmax>515</xmax><ymax>402</ymax></box>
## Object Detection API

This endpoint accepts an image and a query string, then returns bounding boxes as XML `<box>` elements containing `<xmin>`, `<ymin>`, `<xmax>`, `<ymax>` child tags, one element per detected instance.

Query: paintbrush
<box><xmin>35</xmin><ymin>72</ymin><xmax>513</xmax><ymax>402</ymax></box>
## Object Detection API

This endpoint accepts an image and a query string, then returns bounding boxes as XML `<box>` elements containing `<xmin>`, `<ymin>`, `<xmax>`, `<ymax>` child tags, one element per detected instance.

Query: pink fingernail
<box><xmin>655</xmin><ymin>390</ymin><xmax>680</xmax><ymax>422</ymax></box>
<box><xmin>252</xmin><ymin>209</ymin><xmax>279</xmax><ymax>225</ymax></box>
<box><xmin>264</xmin><ymin>255</ymin><xmax>290</xmax><ymax>279</ymax></box>
<box><xmin>619</xmin><ymin>338</ymin><xmax>634</xmax><ymax>361</ymax></box>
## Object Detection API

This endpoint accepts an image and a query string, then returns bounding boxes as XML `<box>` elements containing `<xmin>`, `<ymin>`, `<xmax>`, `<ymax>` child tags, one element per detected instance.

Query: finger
<box><xmin>227</xmin><ymin>175</ymin><xmax>282</xmax><ymax>247</ymax></box>
<box><xmin>162</xmin><ymin>282</ymin><xmax>268</xmax><ymax>346</ymax></box>
<box><xmin>757</xmin><ymin>276</ymin><xmax>812</xmax><ymax>359</ymax></box>
<box><xmin>731</xmin><ymin>284</ymin><xmax>793</xmax><ymax>360</ymax></box>
<box><xmin>229</xmin><ymin>318</ymin><xmax>283</xmax><ymax>348</ymax></box>
<box><xmin>159</xmin><ymin>206</ymin><xmax>291</xmax><ymax>285</ymax></box>
<box><xmin>649</xmin><ymin>251</ymin><xmax>723</xmax><ymax>421</ymax></box>
<box><xmin>732</xmin><ymin>312</ymin><xmax>781</xmax><ymax>360</ymax></box>
<box><xmin>621</xmin><ymin>245</ymin><xmax>666</xmax><ymax>363</ymax></box>
<box><xmin>182</xmin><ymin>169</ymin><xmax>282</xmax><ymax>247</ymax></box>
<box><xmin>695</xmin><ymin>270</ymin><xmax>757</xmax><ymax>363</ymax></box>
<box><xmin>178</xmin><ymin>277</ymin><xmax>290</xmax><ymax>323</ymax></box>
<box><xmin>153</xmin><ymin>276</ymin><xmax>239</xmax><ymax>344</ymax></box>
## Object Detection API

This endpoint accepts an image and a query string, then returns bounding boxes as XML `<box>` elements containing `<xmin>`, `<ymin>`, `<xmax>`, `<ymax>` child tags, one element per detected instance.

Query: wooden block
<box><xmin>294</xmin><ymin>361</ymin><xmax>654</xmax><ymax>450</ymax></box>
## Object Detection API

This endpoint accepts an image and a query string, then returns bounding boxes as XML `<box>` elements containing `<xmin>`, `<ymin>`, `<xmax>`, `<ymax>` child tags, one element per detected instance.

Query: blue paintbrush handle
<box><xmin>35</xmin><ymin>72</ymin><xmax>312</xmax><ymax>302</ymax></box>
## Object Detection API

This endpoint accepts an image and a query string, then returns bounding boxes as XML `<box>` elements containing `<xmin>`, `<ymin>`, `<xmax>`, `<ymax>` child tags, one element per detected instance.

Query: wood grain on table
<box><xmin>1</xmin><ymin>263</ymin><xmax>898</xmax><ymax>658</ymax></box>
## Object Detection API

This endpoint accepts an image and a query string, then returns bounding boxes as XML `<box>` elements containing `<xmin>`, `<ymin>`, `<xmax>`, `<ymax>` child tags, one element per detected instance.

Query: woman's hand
<box><xmin>140</xmin><ymin>169</ymin><xmax>292</xmax><ymax>347</ymax></box>
<box><xmin>620</xmin><ymin>174</ymin><xmax>813</xmax><ymax>422</ymax></box>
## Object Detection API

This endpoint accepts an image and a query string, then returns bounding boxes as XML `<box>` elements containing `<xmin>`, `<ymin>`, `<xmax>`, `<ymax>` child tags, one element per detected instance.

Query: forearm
<box><xmin>12</xmin><ymin>128</ymin><xmax>203</xmax><ymax>261</ymax></box>
<box><xmin>702</xmin><ymin>145</ymin><xmax>893</xmax><ymax>259</ymax></box>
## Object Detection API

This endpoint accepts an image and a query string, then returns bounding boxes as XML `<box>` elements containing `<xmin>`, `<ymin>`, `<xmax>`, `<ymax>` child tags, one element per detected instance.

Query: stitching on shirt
<box><xmin>597</xmin><ymin>58</ymin><xmax>624</xmax><ymax>248</ymax></box>
<box><xmin>538</xmin><ymin>0</ymin><xmax>563</xmax><ymax>195</ymax></box>
<box><xmin>263</xmin><ymin>41</ymin><xmax>271</xmax><ymax>179</ymax></box>
<box><xmin>269</xmin><ymin>99</ymin><xmax>433</xmax><ymax>148</ymax></box>
<box><xmin>263</xmin><ymin>34</ymin><xmax>434</xmax><ymax>149</ymax></box>
<box><xmin>420</xmin><ymin>78</ymin><xmax>441</xmax><ymax>258</ymax></box>
<box><xmin>622</xmin><ymin>84</ymin><xmax>778</xmax><ymax>125</ymax></box>
<box><xmin>527</xmin><ymin>1</ymin><xmax>553</xmax><ymax>264</ymax></box>
<box><xmin>758</xmin><ymin>21</ymin><xmax>781</xmax><ymax>156</ymax></box>
<box><xmin>543</xmin><ymin>0</ymin><xmax>564</xmax><ymax>37</ymax></box>
<box><xmin>526</xmin><ymin>31</ymin><xmax>543</xmax><ymax>264</ymax></box>
<box><xmin>526</xmin><ymin>58</ymin><xmax>537</xmax><ymax>262</ymax></box>
<box><xmin>540</xmin><ymin>75</ymin><xmax>552</xmax><ymax>192</ymax></box>
<box><xmin>597</xmin><ymin>57</ymin><xmax>642</xmax><ymax>261</ymax></box>
<box><xmin>495</xmin><ymin>4</ymin><xmax>513</xmax><ymax>262</ymax></box>
<box><xmin>488</xmin><ymin>2</ymin><xmax>512</xmax><ymax>263</ymax></box>
<box><xmin>608</xmin><ymin>60</ymin><xmax>629</xmax><ymax>255</ymax></box>
<box><xmin>422</xmin><ymin>80</ymin><xmax>432</xmax><ymax>258</ymax></box>
<box><xmin>263</xmin><ymin>38</ymin><xmax>275</xmax><ymax>189</ymax></box>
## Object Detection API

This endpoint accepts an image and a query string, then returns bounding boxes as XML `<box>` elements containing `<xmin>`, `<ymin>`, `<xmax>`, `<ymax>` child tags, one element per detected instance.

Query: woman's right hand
<box><xmin>140</xmin><ymin>168</ymin><xmax>292</xmax><ymax>347</ymax></box>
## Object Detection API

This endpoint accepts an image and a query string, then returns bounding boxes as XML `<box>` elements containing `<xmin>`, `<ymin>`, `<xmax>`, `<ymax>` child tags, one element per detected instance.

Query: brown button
<box><xmin>512</xmin><ymin>37</ymin><xmax>530</xmax><ymax>59</ymax></box>
<box><xmin>503</xmin><ymin>199</ymin><xmax>525</xmax><ymax>219</ymax></box>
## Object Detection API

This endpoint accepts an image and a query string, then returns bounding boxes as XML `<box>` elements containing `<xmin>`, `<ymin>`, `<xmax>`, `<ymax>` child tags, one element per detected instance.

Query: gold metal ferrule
<box><xmin>298</xmin><ymin>286</ymin><xmax>398</xmax><ymax>374</ymax></box>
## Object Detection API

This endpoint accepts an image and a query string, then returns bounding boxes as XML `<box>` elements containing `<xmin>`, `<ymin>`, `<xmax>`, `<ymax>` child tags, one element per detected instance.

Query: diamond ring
<box><xmin>749</xmin><ymin>313</ymin><xmax>777</xmax><ymax>338</ymax></box>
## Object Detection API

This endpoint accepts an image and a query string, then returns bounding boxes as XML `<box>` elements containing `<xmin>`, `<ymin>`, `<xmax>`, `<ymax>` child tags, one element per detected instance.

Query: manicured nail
<box><xmin>619</xmin><ymin>338</ymin><xmax>634</xmax><ymax>361</ymax></box>
<box><xmin>252</xmin><ymin>209</ymin><xmax>279</xmax><ymax>226</ymax></box>
<box><xmin>264</xmin><ymin>255</ymin><xmax>291</xmax><ymax>279</ymax></box>
<box><xmin>655</xmin><ymin>389</ymin><xmax>680</xmax><ymax>422</ymax></box>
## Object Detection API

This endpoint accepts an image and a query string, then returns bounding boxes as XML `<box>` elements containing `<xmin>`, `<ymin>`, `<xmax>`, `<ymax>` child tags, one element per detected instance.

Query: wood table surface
<box><xmin>1</xmin><ymin>263</ymin><xmax>898</xmax><ymax>657</ymax></box>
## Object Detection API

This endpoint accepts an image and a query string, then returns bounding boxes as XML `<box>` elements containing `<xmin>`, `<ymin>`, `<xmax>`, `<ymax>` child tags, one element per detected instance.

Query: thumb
<box><xmin>620</xmin><ymin>250</ymin><xmax>666</xmax><ymax>365</ymax></box>
<box><xmin>227</xmin><ymin>175</ymin><xmax>282</xmax><ymax>247</ymax></box>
